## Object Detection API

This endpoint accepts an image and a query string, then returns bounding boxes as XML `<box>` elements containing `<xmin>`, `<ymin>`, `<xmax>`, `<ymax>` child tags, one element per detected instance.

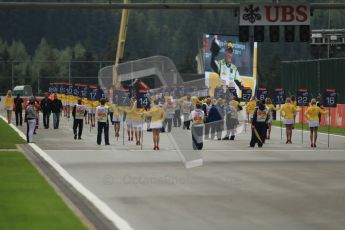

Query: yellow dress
<box><xmin>246</xmin><ymin>100</ymin><xmax>256</xmax><ymax>117</ymax></box>
<box><xmin>281</xmin><ymin>103</ymin><xmax>299</xmax><ymax>120</ymax></box>
<box><xmin>111</xmin><ymin>104</ymin><xmax>122</xmax><ymax>122</ymax></box>
<box><xmin>4</xmin><ymin>96</ymin><xmax>14</xmax><ymax>110</ymax></box>
<box><xmin>305</xmin><ymin>105</ymin><xmax>327</xmax><ymax>121</ymax></box>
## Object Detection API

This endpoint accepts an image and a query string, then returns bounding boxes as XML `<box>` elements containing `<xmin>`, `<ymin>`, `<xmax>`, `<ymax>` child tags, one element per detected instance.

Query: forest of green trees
<box><xmin>1</xmin><ymin>0</ymin><xmax>345</xmax><ymax>94</ymax></box>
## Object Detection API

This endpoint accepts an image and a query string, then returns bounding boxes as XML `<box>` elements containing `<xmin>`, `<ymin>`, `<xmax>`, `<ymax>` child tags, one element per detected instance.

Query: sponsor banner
<box><xmin>240</xmin><ymin>3</ymin><xmax>310</xmax><ymax>26</ymax></box>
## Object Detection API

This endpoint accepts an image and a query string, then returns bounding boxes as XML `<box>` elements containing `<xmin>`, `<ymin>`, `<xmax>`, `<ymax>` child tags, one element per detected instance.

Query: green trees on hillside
<box><xmin>0</xmin><ymin>38</ymin><xmax>100</xmax><ymax>94</ymax></box>
<box><xmin>1</xmin><ymin>0</ymin><xmax>345</xmax><ymax>93</ymax></box>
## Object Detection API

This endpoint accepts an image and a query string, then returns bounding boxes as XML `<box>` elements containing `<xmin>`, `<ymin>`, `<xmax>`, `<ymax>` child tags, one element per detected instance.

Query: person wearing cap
<box><xmin>4</xmin><ymin>90</ymin><xmax>14</xmax><ymax>124</ymax></box>
<box><xmin>25</xmin><ymin>98</ymin><xmax>37</xmax><ymax>143</ymax></box>
<box><xmin>96</xmin><ymin>98</ymin><xmax>110</xmax><ymax>145</ymax></box>
<box><xmin>210</xmin><ymin>36</ymin><xmax>244</xmax><ymax>97</ymax></box>
<box><xmin>189</xmin><ymin>101</ymin><xmax>205</xmax><ymax>150</ymax></box>
<box><xmin>250</xmin><ymin>100</ymin><xmax>270</xmax><ymax>148</ymax></box>
<box><xmin>72</xmin><ymin>98</ymin><xmax>87</xmax><ymax>140</ymax></box>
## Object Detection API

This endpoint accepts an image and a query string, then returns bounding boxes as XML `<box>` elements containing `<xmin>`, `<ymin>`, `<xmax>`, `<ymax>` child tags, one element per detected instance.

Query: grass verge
<box><xmin>0</xmin><ymin>151</ymin><xmax>86</xmax><ymax>230</ymax></box>
<box><xmin>0</xmin><ymin>118</ymin><xmax>26</xmax><ymax>149</ymax></box>
<box><xmin>0</xmin><ymin>117</ymin><xmax>86</xmax><ymax>229</ymax></box>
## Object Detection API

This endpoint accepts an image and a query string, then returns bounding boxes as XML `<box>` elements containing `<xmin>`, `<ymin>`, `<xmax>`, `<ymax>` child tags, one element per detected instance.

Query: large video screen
<box><xmin>204</xmin><ymin>34</ymin><xmax>257</xmax><ymax>97</ymax></box>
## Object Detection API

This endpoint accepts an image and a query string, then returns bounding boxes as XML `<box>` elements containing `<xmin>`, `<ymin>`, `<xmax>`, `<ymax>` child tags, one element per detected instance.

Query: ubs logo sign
<box><xmin>242</xmin><ymin>4</ymin><xmax>262</xmax><ymax>24</ymax></box>
<box><xmin>240</xmin><ymin>3</ymin><xmax>310</xmax><ymax>26</ymax></box>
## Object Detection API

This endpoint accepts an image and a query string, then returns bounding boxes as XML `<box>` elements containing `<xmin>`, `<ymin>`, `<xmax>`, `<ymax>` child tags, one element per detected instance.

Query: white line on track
<box><xmin>130</xmin><ymin>149</ymin><xmax>345</xmax><ymax>152</ymax></box>
<box><xmin>0</xmin><ymin>115</ymin><xmax>134</xmax><ymax>230</ymax></box>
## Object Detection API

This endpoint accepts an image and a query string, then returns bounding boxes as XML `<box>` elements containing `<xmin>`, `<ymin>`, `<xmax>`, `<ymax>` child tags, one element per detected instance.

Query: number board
<box><xmin>73</xmin><ymin>84</ymin><xmax>81</xmax><ymax>97</ymax></box>
<box><xmin>297</xmin><ymin>89</ymin><xmax>309</xmax><ymax>106</ymax></box>
<box><xmin>66</xmin><ymin>84</ymin><xmax>73</xmax><ymax>95</ymax></box>
<box><xmin>59</xmin><ymin>84</ymin><xmax>66</xmax><ymax>95</ymax></box>
<box><xmin>48</xmin><ymin>83</ymin><xmax>54</xmax><ymax>94</ymax></box>
<box><xmin>242</xmin><ymin>87</ymin><xmax>252</xmax><ymax>102</ymax></box>
<box><xmin>96</xmin><ymin>88</ymin><xmax>107</xmax><ymax>101</ymax></box>
<box><xmin>113</xmin><ymin>89</ymin><xmax>131</xmax><ymax>106</ymax></box>
<box><xmin>53</xmin><ymin>84</ymin><xmax>59</xmax><ymax>94</ymax></box>
<box><xmin>323</xmin><ymin>89</ymin><xmax>337</xmax><ymax>108</ymax></box>
<box><xmin>256</xmin><ymin>88</ymin><xmax>268</xmax><ymax>101</ymax></box>
<box><xmin>137</xmin><ymin>92</ymin><xmax>151</xmax><ymax>109</ymax></box>
<box><xmin>87</xmin><ymin>86</ymin><xmax>98</xmax><ymax>100</ymax></box>
<box><xmin>80</xmin><ymin>85</ymin><xmax>88</xmax><ymax>98</ymax></box>
<box><xmin>274</xmin><ymin>88</ymin><xmax>286</xmax><ymax>104</ymax></box>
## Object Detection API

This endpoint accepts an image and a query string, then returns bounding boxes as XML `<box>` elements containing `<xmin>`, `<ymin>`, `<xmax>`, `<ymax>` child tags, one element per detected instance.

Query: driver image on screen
<box><xmin>210</xmin><ymin>36</ymin><xmax>244</xmax><ymax>95</ymax></box>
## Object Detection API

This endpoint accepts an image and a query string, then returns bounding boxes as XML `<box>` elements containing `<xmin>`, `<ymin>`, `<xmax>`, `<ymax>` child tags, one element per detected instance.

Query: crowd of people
<box><xmin>2</xmin><ymin>88</ymin><xmax>329</xmax><ymax>149</ymax></box>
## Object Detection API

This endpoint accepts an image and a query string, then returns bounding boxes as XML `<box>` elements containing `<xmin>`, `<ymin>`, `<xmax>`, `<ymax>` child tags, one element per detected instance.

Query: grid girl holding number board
<box><xmin>304</xmin><ymin>98</ymin><xmax>328</xmax><ymax>148</ymax></box>
<box><xmin>280</xmin><ymin>97</ymin><xmax>299</xmax><ymax>144</ymax></box>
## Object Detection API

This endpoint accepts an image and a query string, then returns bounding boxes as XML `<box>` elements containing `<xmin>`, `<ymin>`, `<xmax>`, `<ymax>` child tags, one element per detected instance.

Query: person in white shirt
<box><xmin>72</xmin><ymin>98</ymin><xmax>87</xmax><ymax>140</ymax></box>
<box><xmin>182</xmin><ymin>95</ymin><xmax>193</xmax><ymax>130</ymax></box>
<box><xmin>163</xmin><ymin>97</ymin><xmax>175</xmax><ymax>132</ymax></box>
<box><xmin>189</xmin><ymin>102</ymin><xmax>205</xmax><ymax>150</ymax></box>
<box><xmin>96</xmin><ymin>99</ymin><xmax>110</xmax><ymax>145</ymax></box>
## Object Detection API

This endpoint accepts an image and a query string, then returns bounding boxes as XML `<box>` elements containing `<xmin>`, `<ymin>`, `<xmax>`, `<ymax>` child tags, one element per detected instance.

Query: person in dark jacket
<box><xmin>51</xmin><ymin>94</ymin><xmax>63</xmax><ymax>129</ymax></box>
<box><xmin>40</xmin><ymin>92</ymin><xmax>52</xmax><ymax>129</ymax></box>
<box><xmin>14</xmin><ymin>94</ymin><xmax>24</xmax><ymax>126</ymax></box>
<box><xmin>208</xmin><ymin>99</ymin><xmax>223</xmax><ymax>140</ymax></box>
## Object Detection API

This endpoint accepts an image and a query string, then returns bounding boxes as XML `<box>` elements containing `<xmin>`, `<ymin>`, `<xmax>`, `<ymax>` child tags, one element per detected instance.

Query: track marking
<box><xmin>131</xmin><ymin>149</ymin><xmax>345</xmax><ymax>152</ymax></box>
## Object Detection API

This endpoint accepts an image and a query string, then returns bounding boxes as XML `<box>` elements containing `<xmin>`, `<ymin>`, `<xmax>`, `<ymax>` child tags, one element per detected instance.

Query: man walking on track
<box><xmin>51</xmin><ymin>94</ymin><xmax>63</xmax><ymax>129</ymax></box>
<box><xmin>72</xmin><ymin>98</ymin><xmax>87</xmax><ymax>140</ymax></box>
<box><xmin>40</xmin><ymin>92</ymin><xmax>52</xmax><ymax>129</ymax></box>
<box><xmin>25</xmin><ymin>98</ymin><xmax>37</xmax><ymax>143</ymax></box>
<box><xmin>96</xmin><ymin>98</ymin><xmax>110</xmax><ymax>145</ymax></box>
<box><xmin>14</xmin><ymin>94</ymin><xmax>24</xmax><ymax>126</ymax></box>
